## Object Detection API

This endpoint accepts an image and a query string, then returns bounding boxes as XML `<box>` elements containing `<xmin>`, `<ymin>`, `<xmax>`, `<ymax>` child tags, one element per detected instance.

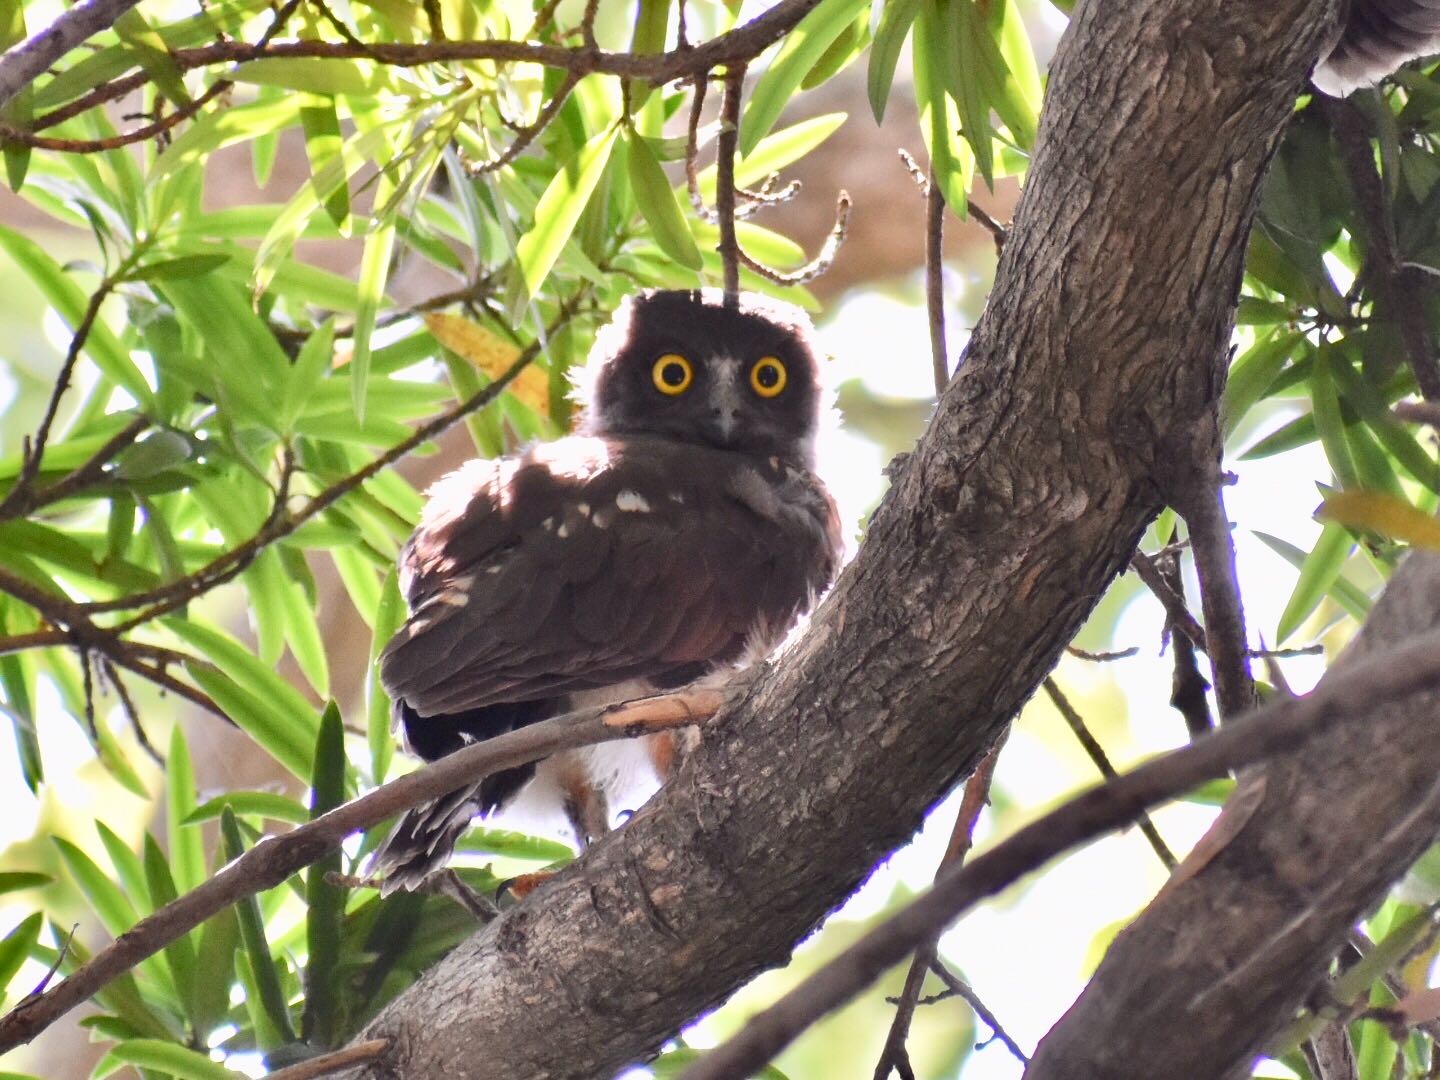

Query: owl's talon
<box><xmin>497</xmin><ymin>870</ymin><xmax>558</xmax><ymax>901</ymax></box>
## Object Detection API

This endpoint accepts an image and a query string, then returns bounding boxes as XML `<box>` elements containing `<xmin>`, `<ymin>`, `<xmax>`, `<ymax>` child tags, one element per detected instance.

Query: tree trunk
<box><xmin>345</xmin><ymin>1</ymin><xmax>1344</xmax><ymax>1075</ymax></box>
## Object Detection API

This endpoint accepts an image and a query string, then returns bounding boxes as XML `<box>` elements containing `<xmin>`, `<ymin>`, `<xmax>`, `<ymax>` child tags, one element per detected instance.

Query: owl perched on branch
<box><xmin>369</xmin><ymin>289</ymin><xmax>844</xmax><ymax>893</ymax></box>
<box><xmin>1317</xmin><ymin>0</ymin><xmax>1440</xmax><ymax>95</ymax></box>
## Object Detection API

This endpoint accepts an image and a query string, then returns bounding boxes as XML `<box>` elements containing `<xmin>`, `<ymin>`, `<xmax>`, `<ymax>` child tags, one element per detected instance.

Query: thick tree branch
<box><xmin>0</xmin><ymin>689</ymin><xmax>724</xmax><ymax>1051</ymax></box>
<box><xmin>685</xmin><ymin>616</ymin><xmax>1440</xmax><ymax>1080</ymax></box>
<box><xmin>0</xmin><ymin>0</ymin><xmax>144</xmax><ymax>109</ymax></box>
<box><xmin>324</xmin><ymin>4</ymin><xmax>1342</xmax><ymax>1077</ymax></box>
<box><xmin>1027</xmin><ymin>547</ymin><xmax>1440</xmax><ymax>1077</ymax></box>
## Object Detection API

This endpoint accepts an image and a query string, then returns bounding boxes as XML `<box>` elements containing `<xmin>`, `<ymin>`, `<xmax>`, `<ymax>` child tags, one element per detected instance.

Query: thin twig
<box><xmin>926</xmin><ymin>959</ymin><xmax>1029</xmax><ymax>1064</ymax></box>
<box><xmin>897</xmin><ymin>149</ymin><xmax>1007</xmax><ymax>252</ymax></box>
<box><xmin>677</xmin><ymin>624</ymin><xmax>1440</xmax><ymax>1080</ymax></box>
<box><xmin>926</xmin><ymin>170</ymin><xmax>948</xmax><ymax>393</ymax></box>
<box><xmin>0</xmin><ymin>415</ymin><xmax>149</xmax><ymax>522</ymax></box>
<box><xmin>0</xmin><ymin>80</ymin><xmax>228</xmax><ymax>152</ymax></box>
<box><xmin>716</xmin><ymin>65</ymin><xmax>743</xmax><ymax>305</ymax></box>
<box><xmin>874</xmin><ymin>742</ymin><xmax>1004</xmax><ymax>1080</ymax></box>
<box><xmin>1066</xmin><ymin>646</ymin><xmax>1140</xmax><ymax>663</ymax></box>
<box><xmin>1043</xmin><ymin>678</ymin><xmax>1177</xmax><ymax>869</ymax></box>
<box><xmin>0</xmin><ymin>688</ymin><xmax>729</xmax><ymax>1051</ymax></box>
<box><xmin>737</xmin><ymin>192</ymin><xmax>850</xmax><ymax>286</ymax></box>
<box><xmin>0</xmin><ymin>272</ymin><xmax>120</xmax><ymax>520</ymax></box>
<box><xmin>1130</xmin><ymin>549</ymin><xmax>1208</xmax><ymax>650</ymax></box>
<box><xmin>265</xmin><ymin>1040</ymin><xmax>394</xmax><ymax>1080</ymax></box>
<box><xmin>1155</xmin><ymin>538</ymin><xmax>1214</xmax><ymax>739</ymax></box>
<box><xmin>102</xmin><ymin>660</ymin><xmax>163</xmax><ymax>766</ymax></box>
<box><xmin>463</xmin><ymin>71</ymin><xmax>581</xmax><ymax>176</ymax></box>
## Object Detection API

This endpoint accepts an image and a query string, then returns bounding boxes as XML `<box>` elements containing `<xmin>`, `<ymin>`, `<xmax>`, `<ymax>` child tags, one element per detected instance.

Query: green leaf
<box><xmin>186</xmin><ymin>663</ymin><xmax>314</xmax><ymax>781</ymax></box>
<box><xmin>143</xmin><ymin>834</ymin><xmax>197</xmax><ymax>1017</ymax></box>
<box><xmin>190</xmin><ymin>882</ymin><xmax>240</xmax><ymax>1033</ymax></box>
<box><xmin>351</xmin><ymin>219</ymin><xmax>396</xmax><ymax>422</ymax></box>
<box><xmin>650</xmin><ymin>1049</ymin><xmax>791</xmax><ymax>1079</ymax></box>
<box><xmin>220</xmin><ymin>808</ymin><xmax>297</xmax><ymax>1047</ymax></box>
<box><xmin>300</xmin><ymin>95</ymin><xmax>349</xmax><ymax>227</ymax></box>
<box><xmin>868</xmin><ymin>0</ymin><xmax>923</xmax><ymax>122</ymax></box>
<box><xmin>0</xmin><ymin>913</ymin><xmax>42</xmax><ymax>999</ymax></box>
<box><xmin>0</xmin><ymin>872</ymin><xmax>50</xmax><ymax>896</ymax></box>
<box><xmin>740</xmin><ymin>0</ymin><xmax>867</xmax><ymax>156</ymax></box>
<box><xmin>302</xmin><ymin>704</ymin><xmax>346</xmax><ymax>1046</ymax></box>
<box><xmin>128</xmin><ymin>253</ymin><xmax>232</xmax><ymax>282</ymax></box>
<box><xmin>1275</xmin><ymin>522</ymin><xmax>1356</xmax><ymax>643</ymax></box>
<box><xmin>0</xmin><ymin>225</ymin><xmax>149</xmax><ymax>403</ymax></box>
<box><xmin>114</xmin><ymin>9</ymin><xmax>192</xmax><ymax>108</ymax></box>
<box><xmin>169</xmin><ymin>620</ymin><xmax>319</xmax><ymax>776</ymax></box>
<box><xmin>368</xmin><ymin>567</ymin><xmax>404</xmax><ymax>784</ymax></box>
<box><xmin>236</xmin><ymin>57</ymin><xmax>398</xmax><ymax>95</ymax></box>
<box><xmin>185</xmin><ymin>790</ymin><xmax>311</xmax><ymax>825</ymax></box>
<box><xmin>0</xmin><ymin>1</ymin><xmax>30</xmax><ymax>191</ymax></box>
<box><xmin>913</xmin><ymin>0</ymin><xmax>971</xmax><ymax>214</ymax></box>
<box><xmin>1327</xmin><ymin>347</ymin><xmax>1440</xmax><ymax>491</ymax></box>
<box><xmin>516</xmin><ymin>125</ymin><xmax>619</xmax><ymax>297</ymax></box>
<box><xmin>166</xmin><ymin>724</ymin><xmax>206</xmax><ymax>893</ymax></box>
<box><xmin>1311</xmin><ymin>347</ymin><xmax>1357</xmax><ymax>490</ymax></box>
<box><xmin>626</xmin><ymin>132</ymin><xmax>701</xmax><ymax>270</ymax></box>
<box><xmin>94</xmin><ymin>1039</ymin><xmax>243</xmax><ymax>1080</ymax></box>
<box><xmin>1223</xmin><ymin>330</ymin><xmax>1299</xmax><ymax>438</ymax></box>
<box><xmin>152</xmin><ymin>93</ymin><xmax>301</xmax><ymax>181</ymax></box>
<box><xmin>53</xmin><ymin>837</ymin><xmax>138</xmax><ymax>938</ymax></box>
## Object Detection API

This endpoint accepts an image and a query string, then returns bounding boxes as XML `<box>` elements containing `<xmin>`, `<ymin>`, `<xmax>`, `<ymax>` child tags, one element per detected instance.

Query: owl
<box><xmin>1316</xmin><ymin>0</ymin><xmax>1440</xmax><ymax>95</ymax></box>
<box><xmin>369</xmin><ymin>289</ymin><xmax>844</xmax><ymax>892</ymax></box>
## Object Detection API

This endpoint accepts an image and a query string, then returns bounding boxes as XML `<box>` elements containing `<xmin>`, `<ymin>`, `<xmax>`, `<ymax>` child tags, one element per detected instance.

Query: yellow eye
<box><xmin>652</xmin><ymin>354</ymin><xmax>693</xmax><ymax>395</ymax></box>
<box><xmin>750</xmin><ymin>357</ymin><xmax>787</xmax><ymax>398</ymax></box>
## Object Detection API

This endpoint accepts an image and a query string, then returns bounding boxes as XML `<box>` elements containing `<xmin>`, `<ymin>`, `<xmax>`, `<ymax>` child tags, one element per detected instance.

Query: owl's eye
<box><xmin>652</xmin><ymin>354</ymin><xmax>693</xmax><ymax>395</ymax></box>
<box><xmin>750</xmin><ymin>357</ymin><xmax>787</xmax><ymax>398</ymax></box>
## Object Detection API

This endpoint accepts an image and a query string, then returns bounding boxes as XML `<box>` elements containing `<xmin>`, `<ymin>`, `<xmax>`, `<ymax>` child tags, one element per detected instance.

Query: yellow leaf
<box><xmin>1318</xmin><ymin>489</ymin><xmax>1440</xmax><ymax>551</ymax></box>
<box><xmin>423</xmin><ymin>312</ymin><xmax>549</xmax><ymax>417</ymax></box>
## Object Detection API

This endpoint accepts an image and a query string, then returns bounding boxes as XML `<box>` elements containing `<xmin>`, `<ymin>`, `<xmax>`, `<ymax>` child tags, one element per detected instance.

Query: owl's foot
<box><xmin>498</xmin><ymin>870</ymin><xmax>559</xmax><ymax>900</ymax></box>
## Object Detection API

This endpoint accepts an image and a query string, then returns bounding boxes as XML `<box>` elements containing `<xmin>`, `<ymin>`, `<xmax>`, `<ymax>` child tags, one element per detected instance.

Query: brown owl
<box><xmin>369</xmin><ymin>289</ymin><xmax>844</xmax><ymax>892</ymax></box>
<box><xmin>1317</xmin><ymin>0</ymin><xmax>1440</xmax><ymax>94</ymax></box>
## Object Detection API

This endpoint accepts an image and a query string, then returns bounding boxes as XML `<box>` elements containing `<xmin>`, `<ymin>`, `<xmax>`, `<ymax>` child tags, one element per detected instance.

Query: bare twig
<box><xmin>896</xmin><ymin>149</ymin><xmax>1008</xmax><ymax>253</ymax></box>
<box><xmin>676</xmin><ymin>624</ymin><xmax>1440</xmax><ymax>1080</ymax></box>
<box><xmin>737</xmin><ymin>192</ymin><xmax>850</xmax><ymax>286</ymax></box>
<box><xmin>265</xmin><ymin>1040</ymin><xmax>394</xmax><ymax>1080</ymax></box>
<box><xmin>1066</xmin><ymin>646</ymin><xmax>1141</xmax><ymax>662</ymax></box>
<box><xmin>1155</xmin><ymin>538</ymin><xmax>1214</xmax><ymax>739</ymax></box>
<box><xmin>1042</xmin><ymin>678</ymin><xmax>1176</xmax><ymax>869</ymax></box>
<box><xmin>102</xmin><ymin>660</ymin><xmax>163</xmax><ymax>766</ymax></box>
<box><xmin>716</xmin><ymin>65</ymin><xmax>743</xmax><ymax>305</ymax></box>
<box><xmin>463</xmin><ymin>71</ymin><xmax>581</xmax><ymax>176</ymax></box>
<box><xmin>1130</xmin><ymin>549</ymin><xmax>1208</xmax><ymax>650</ymax></box>
<box><xmin>926</xmin><ymin>959</ymin><xmax>1029</xmax><ymax>1064</ymax></box>
<box><xmin>873</xmin><ymin>744</ymin><xmax>1002</xmax><ymax>1080</ymax></box>
<box><xmin>0</xmin><ymin>80</ymin><xmax>228</xmax><ymax>152</ymax></box>
<box><xmin>0</xmin><ymin>415</ymin><xmax>149</xmax><ymax>522</ymax></box>
<box><xmin>926</xmin><ymin>172</ymin><xmax>948</xmax><ymax>393</ymax></box>
<box><xmin>0</xmin><ymin>271</ymin><xmax>122</xmax><ymax>520</ymax></box>
<box><xmin>0</xmin><ymin>688</ymin><xmax>728</xmax><ymax>1051</ymax></box>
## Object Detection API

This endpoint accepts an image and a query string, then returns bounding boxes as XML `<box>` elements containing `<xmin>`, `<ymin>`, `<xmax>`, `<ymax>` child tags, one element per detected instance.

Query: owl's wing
<box><xmin>1316</xmin><ymin>0</ymin><xmax>1440</xmax><ymax>95</ymax></box>
<box><xmin>378</xmin><ymin>436</ymin><xmax>840</xmax><ymax>719</ymax></box>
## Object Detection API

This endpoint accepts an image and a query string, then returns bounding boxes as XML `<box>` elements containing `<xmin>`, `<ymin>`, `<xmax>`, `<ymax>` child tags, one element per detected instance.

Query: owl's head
<box><xmin>573</xmin><ymin>289</ymin><xmax>829</xmax><ymax>467</ymax></box>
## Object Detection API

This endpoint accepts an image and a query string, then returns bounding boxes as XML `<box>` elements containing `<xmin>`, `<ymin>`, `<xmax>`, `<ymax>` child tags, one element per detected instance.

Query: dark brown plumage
<box><xmin>369</xmin><ymin>290</ymin><xmax>843</xmax><ymax>891</ymax></box>
<box><xmin>1317</xmin><ymin>0</ymin><xmax>1440</xmax><ymax>94</ymax></box>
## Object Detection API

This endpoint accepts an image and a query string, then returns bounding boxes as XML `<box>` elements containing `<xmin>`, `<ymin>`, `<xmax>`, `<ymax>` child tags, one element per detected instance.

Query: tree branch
<box><xmin>0</xmin><ymin>689</ymin><xmax>726</xmax><ymax>1051</ymax></box>
<box><xmin>320</xmin><ymin>5</ymin><xmax>1341</xmax><ymax>1076</ymax></box>
<box><xmin>0</xmin><ymin>0</ymin><xmax>145</xmax><ymax>109</ymax></box>
<box><xmin>682</xmin><ymin>615</ymin><xmax>1440</xmax><ymax>1080</ymax></box>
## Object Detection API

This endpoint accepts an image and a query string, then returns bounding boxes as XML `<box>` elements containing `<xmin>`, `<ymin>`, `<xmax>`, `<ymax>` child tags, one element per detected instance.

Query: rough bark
<box><xmin>344</xmin><ymin>2</ymin><xmax>1342</xmax><ymax>1075</ymax></box>
<box><xmin>1026</xmin><ymin>552</ymin><xmax>1440</xmax><ymax>1079</ymax></box>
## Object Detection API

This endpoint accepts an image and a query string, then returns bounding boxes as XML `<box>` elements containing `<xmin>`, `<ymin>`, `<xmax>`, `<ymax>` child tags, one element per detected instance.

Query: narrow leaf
<box><xmin>220</xmin><ymin>808</ymin><xmax>297</xmax><ymax>1045</ymax></box>
<box><xmin>515</xmin><ymin>126</ymin><xmax>619</xmax><ymax>297</ymax></box>
<box><xmin>626</xmin><ymin>132</ymin><xmax>702</xmax><ymax>270</ymax></box>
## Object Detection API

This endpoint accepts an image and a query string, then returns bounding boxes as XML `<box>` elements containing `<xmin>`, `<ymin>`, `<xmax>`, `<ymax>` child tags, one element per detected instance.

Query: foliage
<box><xmin>0</xmin><ymin>0</ymin><xmax>1439</xmax><ymax>1076</ymax></box>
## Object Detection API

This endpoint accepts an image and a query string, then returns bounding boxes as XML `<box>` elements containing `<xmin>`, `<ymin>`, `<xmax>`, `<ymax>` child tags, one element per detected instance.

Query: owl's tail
<box><xmin>368</xmin><ymin>784</ymin><xmax>486</xmax><ymax>895</ymax></box>
<box><xmin>1316</xmin><ymin>0</ymin><xmax>1440</xmax><ymax>95</ymax></box>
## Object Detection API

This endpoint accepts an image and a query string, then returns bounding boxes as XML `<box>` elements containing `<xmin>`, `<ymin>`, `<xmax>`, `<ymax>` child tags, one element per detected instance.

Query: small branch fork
<box><xmin>677</xmin><ymin>624</ymin><xmax>1440</xmax><ymax>1080</ymax></box>
<box><xmin>0</xmin><ymin>688</ymin><xmax>729</xmax><ymax>1052</ymax></box>
<box><xmin>872</xmin><ymin>743</ymin><xmax>1021</xmax><ymax>1080</ymax></box>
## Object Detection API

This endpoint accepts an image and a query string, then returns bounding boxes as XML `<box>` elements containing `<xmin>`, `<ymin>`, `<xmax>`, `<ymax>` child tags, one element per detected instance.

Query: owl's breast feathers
<box><xmin>378</xmin><ymin>435</ymin><xmax>842</xmax><ymax>721</ymax></box>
